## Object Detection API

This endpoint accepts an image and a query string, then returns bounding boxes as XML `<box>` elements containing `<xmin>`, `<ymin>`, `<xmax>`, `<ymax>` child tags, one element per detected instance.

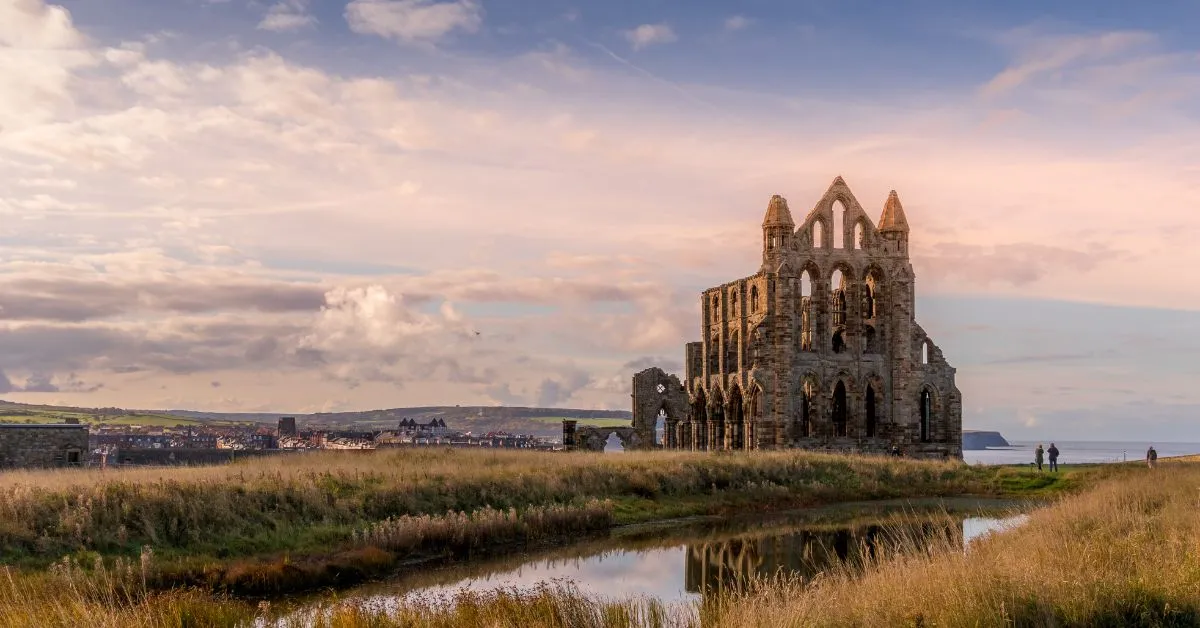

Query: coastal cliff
<box><xmin>962</xmin><ymin>430</ymin><xmax>1010</xmax><ymax>450</ymax></box>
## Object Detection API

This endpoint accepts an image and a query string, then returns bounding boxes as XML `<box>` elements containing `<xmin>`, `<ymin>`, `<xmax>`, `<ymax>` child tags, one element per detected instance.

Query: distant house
<box><xmin>0</xmin><ymin>424</ymin><xmax>89</xmax><ymax>469</ymax></box>
<box><xmin>250</xmin><ymin>433</ymin><xmax>278</xmax><ymax>450</ymax></box>
<box><xmin>91</xmin><ymin>433</ymin><xmax>173</xmax><ymax>449</ymax></box>
<box><xmin>398</xmin><ymin>418</ymin><xmax>451</xmax><ymax>436</ymax></box>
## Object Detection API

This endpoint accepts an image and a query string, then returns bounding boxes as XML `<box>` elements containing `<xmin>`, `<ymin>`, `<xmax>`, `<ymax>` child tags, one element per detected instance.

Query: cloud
<box><xmin>724</xmin><ymin>16</ymin><xmax>752</xmax><ymax>32</ymax></box>
<box><xmin>623</xmin><ymin>23</ymin><xmax>677</xmax><ymax>50</ymax></box>
<box><xmin>980</xmin><ymin>28</ymin><xmax>1160</xmax><ymax>98</ymax></box>
<box><xmin>257</xmin><ymin>0</ymin><xmax>317</xmax><ymax>32</ymax></box>
<box><xmin>344</xmin><ymin>0</ymin><xmax>482</xmax><ymax>44</ymax></box>
<box><xmin>534</xmin><ymin>367</ymin><xmax>592</xmax><ymax>407</ymax></box>
<box><xmin>913</xmin><ymin>241</ymin><xmax>1129</xmax><ymax>288</ymax></box>
<box><xmin>5</xmin><ymin>0</ymin><xmax>1200</xmax><ymax>425</ymax></box>
<box><xmin>0</xmin><ymin>0</ymin><xmax>96</xmax><ymax>132</ymax></box>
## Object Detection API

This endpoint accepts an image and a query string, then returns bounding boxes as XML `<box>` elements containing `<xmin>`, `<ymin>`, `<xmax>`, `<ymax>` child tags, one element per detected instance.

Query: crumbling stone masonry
<box><xmin>663</xmin><ymin>177</ymin><xmax>962</xmax><ymax>459</ymax></box>
<box><xmin>0</xmin><ymin>423</ymin><xmax>89</xmax><ymax>468</ymax></box>
<box><xmin>564</xmin><ymin>367</ymin><xmax>689</xmax><ymax>451</ymax></box>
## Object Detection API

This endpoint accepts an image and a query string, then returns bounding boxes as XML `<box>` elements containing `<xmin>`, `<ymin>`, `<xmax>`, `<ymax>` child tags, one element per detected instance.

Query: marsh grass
<box><xmin>706</xmin><ymin>461</ymin><xmax>1200</xmax><ymax>627</ymax></box>
<box><xmin>0</xmin><ymin>456</ymin><xmax>1168</xmax><ymax>627</ymax></box>
<box><xmin>0</xmin><ymin>448</ymin><xmax>1028</xmax><ymax>567</ymax></box>
<box><xmin>278</xmin><ymin>460</ymin><xmax>1200</xmax><ymax>627</ymax></box>
<box><xmin>155</xmin><ymin>500</ymin><xmax>616</xmax><ymax>595</ymax></box>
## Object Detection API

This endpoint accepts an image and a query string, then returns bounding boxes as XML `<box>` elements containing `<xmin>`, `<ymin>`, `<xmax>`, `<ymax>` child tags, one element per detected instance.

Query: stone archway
<box><xmin>728</xmin><ymin>385</ymin><xmax>745</xmax><ymax>450</ymax></box>
<box><xmin>831</xmin><ymin>381</ymin><xmax>848</xmax><ymax>438</ymax></box>
<box><xmin>631</xmin><ymin>367</ymin><xmax>689</xmax><ymax>449</ymax></box>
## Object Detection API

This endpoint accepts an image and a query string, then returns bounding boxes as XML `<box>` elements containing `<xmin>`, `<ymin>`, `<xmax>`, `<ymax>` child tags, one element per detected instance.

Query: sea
<box><xmin>963</xmin><ymin>441</ymin><xmax>1200</xmax><ymax>465</ymax></box>
<box><xmin>621</xmin><ymin>433</ymin><xmax>1200</xmax><ymax>465</ymax></box>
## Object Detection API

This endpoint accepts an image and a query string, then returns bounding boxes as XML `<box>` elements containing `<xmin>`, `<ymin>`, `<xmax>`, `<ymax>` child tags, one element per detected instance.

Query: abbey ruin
<box><xmin>624</xmin><ymin>176</ymin><xmax>962</xmax><ymax>459</ymax></box>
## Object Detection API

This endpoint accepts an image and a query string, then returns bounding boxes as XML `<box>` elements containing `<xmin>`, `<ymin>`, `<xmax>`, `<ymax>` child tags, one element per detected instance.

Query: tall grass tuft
<box><xmin>354</xmin><ymin>499</ymin><xmax>613</xmax><ymax>554</ymax></box>
<box><xmin>290</xmin><ymin>583</ymin><xmax>687</xmax><ymax>628</ymax></box>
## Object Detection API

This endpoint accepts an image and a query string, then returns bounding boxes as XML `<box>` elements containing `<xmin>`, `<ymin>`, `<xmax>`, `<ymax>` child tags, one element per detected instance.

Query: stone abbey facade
<box><xmin>654</xmin><ymin>176</ymin><xmax>962</xmax><ymax>458</ymax></box>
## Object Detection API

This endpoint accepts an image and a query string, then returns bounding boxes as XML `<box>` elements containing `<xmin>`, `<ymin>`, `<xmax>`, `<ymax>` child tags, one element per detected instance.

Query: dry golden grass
<box><xmin>0</xmin><ymin>447</ymin><xmax>968</xmax><ymax>491</ymax></box>
<box><xmin>286</xmin><ymin>460</ymin><xmax>1200</xmax><ymax>628</ymax></box>
<box><xmin>701</xmin><ymin>460</ymin><xmax>1200</xmax><ymax>627</ymax></box>
<box><xmin>0</xmin><ymin>457</ymin><xmax>1181</xmax><ymax>627</ymax></box>
<box><xmin>0</xmin><ymin>448</ymin><xmax>1006</xmax><ymax>565</ymax></box>
<box><xmin>0</xmin><ymin>560</ymin><xmax>252</xmax><ymax>628</ymax></box>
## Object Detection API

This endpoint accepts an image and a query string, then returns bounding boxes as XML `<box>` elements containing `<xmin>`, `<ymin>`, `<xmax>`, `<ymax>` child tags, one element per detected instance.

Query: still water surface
<box><xmin>272</xmin><ymin>498</ymin><xmax>1027</xmax><ymax>623</ymax></box>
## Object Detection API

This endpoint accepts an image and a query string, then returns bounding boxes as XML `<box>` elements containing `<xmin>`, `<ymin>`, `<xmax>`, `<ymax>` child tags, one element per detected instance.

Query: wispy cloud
<box><xmin>724</xmin><ymin>15</ymin><xmax>753</xmax><ymax>32</ymax></box>
<box><xmin>344</xmin><ymin>0</ymin><xmax>482</xmax><ymax>45</ymax></box>
<box><xmin>622</xmin><ymin>23</ymin><xmax>677</xmax><ymax>50</ymax></box>
<box><xmin>257</xmin><ymin>0</ymin><xmax>317</xmax><ymax>32</ymax></box>
<box><xmin>980</xmin><ymin>28</ymin><xmax>1158</xmax><ymax>97</ymax></box>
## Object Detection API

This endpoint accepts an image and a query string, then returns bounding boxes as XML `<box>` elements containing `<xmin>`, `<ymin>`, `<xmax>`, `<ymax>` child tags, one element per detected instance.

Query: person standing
<box><xmin>1047</xmin><ymin>443</ymin><xmax>1059</xmax><ymax>472</ymax></box>
<box><xmin>1147</xmin><ymin>446</ymin><xmax>1158</xmax><ymax>469</ymax></box>
<box><xmin>1035</xmin><ymin>443</ymin><xmax>1045</xmax><ymax>472</ymax></box>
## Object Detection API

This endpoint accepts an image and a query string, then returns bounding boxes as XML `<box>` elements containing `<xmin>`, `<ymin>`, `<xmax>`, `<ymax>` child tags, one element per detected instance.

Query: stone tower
<box><xmin>669</xmin><ymin>176</ymin><xmax>962</xmax><ymax>458</ymax></box>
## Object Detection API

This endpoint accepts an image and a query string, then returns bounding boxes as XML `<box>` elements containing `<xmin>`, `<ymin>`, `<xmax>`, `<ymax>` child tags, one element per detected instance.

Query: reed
<box><xmin>0</xmin><ymin>448</ymin><xmax>1028</xmax><ymax>565</ymax></box>
<box><xmin>273</xmin><ymin>460</ymin><xmax>1200</xmax><ymax>627</ymax></box>
<box><xmin>0</xmin><ymin>455</ymin><xmax>1169</xmax><ymax>627</ymax></box>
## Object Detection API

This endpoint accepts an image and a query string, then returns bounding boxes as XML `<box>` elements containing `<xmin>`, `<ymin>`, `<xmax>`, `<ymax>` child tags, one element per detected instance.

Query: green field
<box><xmin>0</xmin><ymin>411</ymin><xmax>203</xmax><ymax>427</ymax></box>
<box><xmin>527</xmin><ymin>417</ymin><xmax>632</xmax><ymax>428</ymax></box>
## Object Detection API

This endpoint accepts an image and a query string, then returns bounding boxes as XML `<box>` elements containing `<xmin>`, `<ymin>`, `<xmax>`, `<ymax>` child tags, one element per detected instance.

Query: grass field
<box><xmin>527</xmin><ymin>417</ymin><xmax>633</xmax><ymax>428</ymax></box>
<box><xmin>0</xmin><ymin>448</ymin><xmax>1100</xmax><ymax>596</ymax></box>
<box><xmin>0</xmin><ymin>455</ymin><xmax>1169</xmax><ymax>627</ymax></box>
<box><xmin>0</xmin><ymin>413</ymin><xmax>206</xmax><ymax>427</ymax></box>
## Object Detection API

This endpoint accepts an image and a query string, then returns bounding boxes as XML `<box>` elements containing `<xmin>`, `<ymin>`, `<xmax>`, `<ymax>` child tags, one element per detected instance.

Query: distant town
<box><xmin>0</xmin><ymin>412</ymin><xmax>560</xmax><ymax>469</ymax></box>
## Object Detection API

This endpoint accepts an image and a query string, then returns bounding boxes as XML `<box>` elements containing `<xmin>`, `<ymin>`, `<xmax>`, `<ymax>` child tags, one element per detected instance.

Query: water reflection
<box><xmin>271</xmin><ymin>501</ymin><xmax>1028</xmax><ymax>624</ymax></box>
<box><xmin>684</xmin><ymin>519</ymin><xmax>965</xmax><ymax>596</ymax></box>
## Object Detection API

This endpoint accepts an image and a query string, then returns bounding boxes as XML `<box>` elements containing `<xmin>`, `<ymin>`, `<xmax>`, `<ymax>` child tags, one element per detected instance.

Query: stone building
<box><xmin>0</xmin><ymin>423</ymin><xmax>89</xmax><ymax>469</ymax></box>
<box><xmin>657</xmin><ymin>176</ymin><xmax>961</xmax><ymax>458</ymax></box>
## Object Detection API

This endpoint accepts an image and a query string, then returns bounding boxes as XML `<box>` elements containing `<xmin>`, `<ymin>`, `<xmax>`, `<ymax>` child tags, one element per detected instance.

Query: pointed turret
<box><xmin>879</xmin><ymin>190</ymin><xmax>910</xmax><ymax>233</ymax></box>
<box><xmin>761</xmin><ymin>195</ymin><xmax>793</xmax><ymax>270</ymax></box>
<box><xmin>762</xmin><ymin>194</ymin><xmax>794</xmax><ymax>227</ymax></box>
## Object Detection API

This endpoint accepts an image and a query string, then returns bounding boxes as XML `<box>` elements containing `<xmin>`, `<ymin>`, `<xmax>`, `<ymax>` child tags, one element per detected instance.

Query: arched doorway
<box><xmin>794</xmin><ymin>381</ymin><xmax>814</xmax><ymax>442</ymax></box>
<box><xmin>865</xmin><ymin>385</ymin><xmax>877</xmax><ymax>437</ymax></box>
<box><xmin>692</xmin><ymin>388</ymin><xmax>708</xmax><ymax>450</ymax></box>
<box><xmin>920</xmin><ymin>389</ymin><xmax>932</xmax><ymax>442</ymax></box>
<box><xmin>655</xmin><ymin>408</ymin><xmax>667</xmax><ymax>446</ymax></box>
<box><xmin>728</xmin><ymin>386</ymin><xmax>745</xmax><ymax>451</ymax></box>
<box><xmin>746</xmin><ymin>386</ymin><xmax>762</xmax><ymax>451</ymax></box>
<box><xmin>832</xmin><ymin>381</ymin><xmax>848</xmax><ymax>437</ymax></box>
<box><xmin>710</xmin><ymin>388</ymin><xmax>726</xmax><ymax>451</ymax></box>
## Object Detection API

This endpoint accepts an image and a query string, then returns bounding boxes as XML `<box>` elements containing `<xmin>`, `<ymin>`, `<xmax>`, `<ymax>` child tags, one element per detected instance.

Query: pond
<box><xmin>264</xmin><ymin>497</ymin><xmax>1028</xmax><ymax>624</ymax></box>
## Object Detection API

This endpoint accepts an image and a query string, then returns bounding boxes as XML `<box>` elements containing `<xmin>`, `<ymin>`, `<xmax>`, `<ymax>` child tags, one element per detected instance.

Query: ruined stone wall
<box><xmin>0</xmin><ymin>425</ymin><xmax>89</xmax><ymax>469</ymax></box>
<box><xmin>632</xmin><ymin>367</ymin><xmax>688</xmax><ymax>448</ymax></box>
<box><xmin>563</xmin><ymin>367</ymin><xmax>686</xmax><ymax>452</ymax></box>
<box><xmin>568</xmin><ymin>427</ymin><xmax>637</xmax><ymax>452</ymax></box>
<box><xmin>114</xmin><ymin>447</ymin><xmax>289</xmax><ymax>466</ymax></box>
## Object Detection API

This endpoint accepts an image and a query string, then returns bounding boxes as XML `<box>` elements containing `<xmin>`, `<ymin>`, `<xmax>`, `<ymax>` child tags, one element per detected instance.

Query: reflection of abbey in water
<box><xmin>685</xmin><ymin>520</ymin><xmax>962</xmax><ymax>596</ymax></box>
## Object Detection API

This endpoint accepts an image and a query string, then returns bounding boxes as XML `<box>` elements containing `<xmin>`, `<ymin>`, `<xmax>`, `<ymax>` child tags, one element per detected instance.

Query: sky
<box><xmin>3</xmin><ymin>0</ymin><xmax>1200</xmax><ymax>441</ymax></box>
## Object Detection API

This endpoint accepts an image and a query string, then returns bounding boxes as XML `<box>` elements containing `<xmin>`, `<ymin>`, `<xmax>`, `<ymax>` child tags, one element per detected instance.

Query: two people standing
<box><xmin>1035</xmin><ymin>443</ymin><xmax>1162</xmax><ymax>470</ymax></box>
<box><xmin>1034</xmin><ymin>443</ymin><xmax>1060</xmax><ymax>472</ymax></box>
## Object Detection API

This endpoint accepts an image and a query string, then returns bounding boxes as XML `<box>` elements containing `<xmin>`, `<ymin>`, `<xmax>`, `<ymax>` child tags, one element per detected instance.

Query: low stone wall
<box><xmin>113</xmin><ymin>447</ymin><xmax>293</xmax><ymax>466</ymax></box>
<box><xmin>0</xmin><ymin>424</ymin><xmax>89</xmax><ymax>469</ymax></box>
